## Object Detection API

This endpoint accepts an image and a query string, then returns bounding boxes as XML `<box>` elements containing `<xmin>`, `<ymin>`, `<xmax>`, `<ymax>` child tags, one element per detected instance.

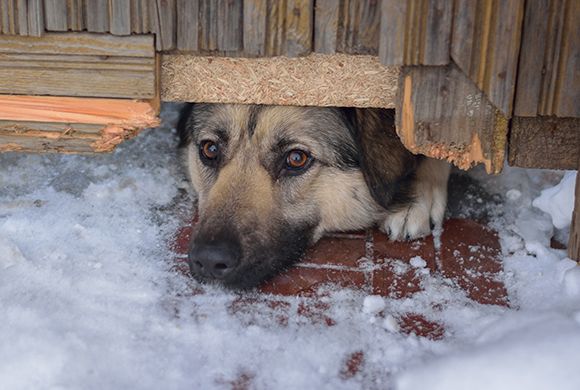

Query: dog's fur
<box><xmin>178</xmin><ymin>104</ymin><xmax>450</xmax><ymax>288</ymax></box>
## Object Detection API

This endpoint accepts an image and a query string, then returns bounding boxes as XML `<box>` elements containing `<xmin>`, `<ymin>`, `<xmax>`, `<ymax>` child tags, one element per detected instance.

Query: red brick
<box><xmin>399</xmin><ymin>313</ymin><xmax>445</xmax><ymax>340</ymax></box>
<box><xmin>258</xmin><ymin>266</ymin><xmax>366</xmax><ymax>296</ymax></box>
<box><xmin>439</xmin><ymin>219</ymin><xmax>509</xmax><ymax>306</ymax></box>
<box><xmin>372</xmin><ymin>263</ymin><xmax>424</xmax><ymax>298</ymax></box>
<box><xmin>302</xmin><ymin>234</ymin><xmax>367</xmax><ymax>267</ymax></box>
<box><xmin>371</xmin><ymin>230</ymin><xmax>436</xmax><ymax>268</ymax></box>
<box><xmin>340</xmin><ymin>351</ymin><xmax>365</xmax><ymax>379</ymax></box>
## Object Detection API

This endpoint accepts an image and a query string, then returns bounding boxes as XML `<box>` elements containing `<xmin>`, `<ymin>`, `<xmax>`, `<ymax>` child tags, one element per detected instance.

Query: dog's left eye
<box><xmin>284</xmin><ymin>149</ymin><xmax>312</xmax><ymax>173</ymax></box>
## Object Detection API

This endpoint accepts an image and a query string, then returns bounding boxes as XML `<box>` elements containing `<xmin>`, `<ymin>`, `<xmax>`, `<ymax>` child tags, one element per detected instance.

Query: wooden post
<box><xmin>569</xmin><ymin>163</ymin><xmax>580</xmax><ymax>261</ymax></box>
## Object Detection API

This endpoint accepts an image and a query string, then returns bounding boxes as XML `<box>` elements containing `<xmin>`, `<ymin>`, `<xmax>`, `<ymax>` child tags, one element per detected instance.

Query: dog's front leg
<box><xmin>382</xmin><ymin>158</ymin><xmax>451</xmax><ymax>240</ymax></box>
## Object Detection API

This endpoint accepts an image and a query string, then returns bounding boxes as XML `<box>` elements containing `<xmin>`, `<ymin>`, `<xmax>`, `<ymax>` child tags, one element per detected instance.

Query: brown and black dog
<box><xmin>178</xmin><ymin>104</ymin><xmax>450</xmax><ymax>289</ymax></box>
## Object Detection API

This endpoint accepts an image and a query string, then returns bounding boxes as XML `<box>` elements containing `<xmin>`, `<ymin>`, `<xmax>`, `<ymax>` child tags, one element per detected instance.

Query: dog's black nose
<box><xmin>188</xmin><ymin>242</ymin><xmax>240</xmax><ymax>280</ymax></box>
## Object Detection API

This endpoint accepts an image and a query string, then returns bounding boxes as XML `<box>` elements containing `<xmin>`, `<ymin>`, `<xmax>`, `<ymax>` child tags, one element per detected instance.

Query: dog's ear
<box><xmin>176</xmin><ymin>103</ymin><xmax>195</xmax><ymax>148</ymax></box>
<box><xmin>342</xmin><ymin>108</ymin><xmax>419</xmax><ymax>211</ymax></box>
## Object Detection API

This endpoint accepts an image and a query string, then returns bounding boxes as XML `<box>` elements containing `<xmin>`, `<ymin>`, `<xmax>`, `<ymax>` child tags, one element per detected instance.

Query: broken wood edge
<box><xmin>160</xmin><ymin>53</ymin><xmax>399</xmax><ymax>108</ymax></box>
<box><xmin>396</xmin><ymin>66</ymin><xmax>507</xmax><ymax>174</ymax></box>
<box><xmin>0</xmin><ymin>95</ymin><xmax>159</xmax><ymax>154</ymax></box>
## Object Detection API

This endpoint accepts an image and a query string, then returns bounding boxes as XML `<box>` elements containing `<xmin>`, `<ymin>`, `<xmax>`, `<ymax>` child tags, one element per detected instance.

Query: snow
<box><xmin>533</xmin><ymin>171</ymin><xmax>577</xmax><ymax>229</ymax></box>
<box><xmin>1</xmin><ymin>104</ymin><xmax>579</xmax><ymax>390</ymax></box>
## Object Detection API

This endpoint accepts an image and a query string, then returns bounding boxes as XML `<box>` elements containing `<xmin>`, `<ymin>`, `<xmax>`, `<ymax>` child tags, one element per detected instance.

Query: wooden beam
<box><xmin>161</xmin><ymin>53</ymin><xmax>398</xmax><ymax>108</ymax></box>
<box><xmin>0</xmin><ymin>33</ymin><xmax>156</xmax><ymax>99</ymax></box>
<box><xmin>570</xmin><ymin>167</ymin><xmax>580</xmax><ymax>261</ymax></box>
<box><xmin>508</xmin><ymin>116</ymin><xmax>580</xmax><ymax>170</ymax></box>
<box><xmin>396</xmin><ymin>63</ymin><xmax>507</xmax><ymax>174</ymax></box>
<box><xmin>0</xmin><ymin>95</ymin><xmax>159</xmax><ymax>153</ymax></box>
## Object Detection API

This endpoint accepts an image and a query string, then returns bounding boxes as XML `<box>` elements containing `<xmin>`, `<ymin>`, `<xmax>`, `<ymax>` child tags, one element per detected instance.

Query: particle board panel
<box><xmin>161</xmin><ymin>53</ymin><xmax>398</xmax><ymax>108</ymax></box>
<box><xmin>0</xmin><ymin>33</ymin><xmax>156</xmax><ymax>99</ymax></box>
<box><xmin>508</xmin><ymin>116</ymin><xmax>580</xmax><ymax>170</ymax></box>
<box><xmin>396</xmin><ymin>64</ymin><xmax>507</xmax><ymax>174</ymax></box>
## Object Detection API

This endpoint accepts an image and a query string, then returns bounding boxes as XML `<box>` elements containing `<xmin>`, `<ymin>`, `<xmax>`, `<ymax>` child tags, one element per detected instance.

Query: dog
<box><xmin>177</xmin><ymin>104</ymin><xmax>450</xmax><ymax>289</ymax></box>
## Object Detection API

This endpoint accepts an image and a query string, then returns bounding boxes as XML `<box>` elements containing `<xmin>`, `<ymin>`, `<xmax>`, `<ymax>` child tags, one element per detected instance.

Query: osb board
<box><xmin>0</xmin><ymin>33</ymin><xmax>156</xmax><ymax>99</ymax></box>
<box><xmin>396</xmin><ymin>64</ymin><xmax>507</xmax><ymax>174</ymax></box>
<box><xmin>161</xmin><ymin>53</ymin><xmax>399</xmax><ymax>108</ymax></box>
<box><xmin>0</xmin><ymin>95</ymin><xmax>159</xmax><ymax>153</ymax></box>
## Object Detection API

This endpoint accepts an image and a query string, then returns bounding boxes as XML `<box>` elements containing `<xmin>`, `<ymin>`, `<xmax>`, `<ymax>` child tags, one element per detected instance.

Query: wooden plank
<box><xmin>0</xmin><ymin>32</ymin><xmax>154</xmax><ymax>57</ymax></box>
<box><xmin>85</xmin><ymin>0</ymin><xmax>109</xmax><ymax>32</ymax></box>
<box><xmin>338</xmin><ymin>0</ymin><xmax>381</xmax><ymax>55</ymax></box>
<box><xmin>0</xmin><ymin>95</ymin><xmax>159</xmax><ymax>153</ymax></box>
<box><xmin>451</xmin><ymin>0</ymin><xmax>524</xmax><ymax>116</ymax></box>
<box><xmin>66</xmin><ymin>0</ymin><xmax>85</xmax><ymax>31</ymax></box>
<box><xmin>0</xmin><ymin>0</ymin><xmax>16</xmax><ymax>34</ymax></box>
<box><xmin>217</xmin><ymin>0</ymin><xmax>242</xmax><ymax>51</ymax></box>
<box><xmin>110</xmin><ymin>0</ymin><xmax>131</xmax><ymax>35</ymax></box>
<box><xmin>27</xmin><ymin>0</ymin><xmax>44</xmax><ymax>36</ymax></box>
<box><xmin>176</xmin><ymin>0</ymin><xmax>198</xmax><ymax>51</ymax></box>
<box><xmin>198</xmin><ymin>0</ymin><xmax>218</xmax><ymax>51</ymax></box>
<box><xmin>151</xmin><ymin>0</ymin><xmax>175</xmax><ymax>50</ymax></box>
<box><xmin>16</xmin><ymin>0</ymin><xmax>27</xmax><ymax>35</ymax></box>
<box><xmin>569</xmin><ymin>166</ymin><xmax>580</xmax><ymax>261</ymax></box>
<box><xmin>285</xmin><ymin>0</ymin><xmax>313</xmax><ymax>56</ymax></box>
<box><xmin>131</xmin><ymin>0</ymin><xmax>152</xmax><ymax>33</ymax></box>
<box><xmin>0</xmin><ymin>33</ymin><xmax>156</xmax><ymax>99</ymax></box>
<box><xmin>508</xmin><ymin>117</ymin><xmax>580</xmax><ymax>170</ymax></box>
<box><xmin>379</xmin><ymin>0</ymin><xmax>452</xmax><ymax>65</ymax></box>
<box><xmin>514</xmin><ymin>0</ymin><xmax>579</xmax><ymax>117</ymax></box>
<box><xmin>313</xmin><ymin>0</ymin><xmax>339</xmax><ymax>54</ymax></box>
<box><xmin>44</xmin><ymin>0</ymin><xmax>68</xmax><ymax>31</ymax></box>
<box><xmin>396</xmin><ymin>64</ymin><xmax>507</xmax><ymax>174</ymax></box>
<box><xmin>243</xmin><ymin>0</ymin><xmax>267</xmax><ymax>56</ymax></box>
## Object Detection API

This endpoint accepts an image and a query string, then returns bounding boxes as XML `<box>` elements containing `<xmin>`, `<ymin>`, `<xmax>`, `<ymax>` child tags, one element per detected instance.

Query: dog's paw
<box><xmin>381</xmin><ymin>158</ymin><xmax>451</xmax><ymax>241</ymax></box>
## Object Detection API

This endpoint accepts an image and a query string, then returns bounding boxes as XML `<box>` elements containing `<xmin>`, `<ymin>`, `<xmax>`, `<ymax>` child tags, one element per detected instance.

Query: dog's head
<box><xmin>178</xmin><ymin>104</ymin><xmax>416</xmax><ymax>288</ymax></box>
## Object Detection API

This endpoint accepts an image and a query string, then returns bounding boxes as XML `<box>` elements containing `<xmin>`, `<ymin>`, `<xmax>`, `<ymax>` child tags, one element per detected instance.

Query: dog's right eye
<box><xmin>199</xmin><ymin>140</ymin><xmax>219</xmax><ymax>164</ymax></box>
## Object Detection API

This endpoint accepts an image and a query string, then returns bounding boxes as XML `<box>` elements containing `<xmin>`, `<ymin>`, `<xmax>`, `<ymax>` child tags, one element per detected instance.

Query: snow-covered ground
<box><xmin>1</xmin><ymin>105</ymin><xmax>579</xmax><ymax>390</ymax></box>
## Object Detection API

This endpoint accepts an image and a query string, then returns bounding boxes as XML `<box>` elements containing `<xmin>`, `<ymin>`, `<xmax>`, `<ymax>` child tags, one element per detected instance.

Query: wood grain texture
<box><xmin>66</xmin><ymin>0</ymin><xmax>85</xmax><ymax>31</ymax></box>
<box><xmin>26</xmin><ymin>0</ymin><xmax>43</xmax><ymax>36</ymax></box>
<box><xmin>379</xmin><ymin>0</ymin><xmax>452</xmax><ymax>65</ymax></box>
<box><xmin>243</xmin><ymin>0</ymin><xmax>267</xmax><ymax>56</ymax></box>
<box><xmin>0</xmin><ymin>95</ymin><xmax>159</xmax><ymax>153</ymax></box>
<box><xmin>153</xmin><ymin>0</ymin><xmax>176</xmax><ymax>50</ymax></box>
<box><xmin>0</xmin><ymin>0</ymin><xmax>23</xmax><ymax>34</ymax></box>
<box><xmin>315</xmin><ymin>0</ymin><xmax>380</xmax><ymax>55</ymax></box>
<box><xmin>198</xmin><ymin>0</ymin><xmax>218</xmax><ymax>51</ymax></box>
<box><xmin>508</xmin><ymin>116</ymin><xmax>580</xmax><ymax>170</ymax></box>
<box><xmin>217</xmin><ymin>0</ymin><xmax>242</xmax><ymax>51</ymax></box>
<box><xmin>396</xmin><ymin>64</ymin><xmax>507</xmax><ymax>174</ymax></box>
<box><xmin>176</xmin><ymin>0</ymin><xmax>198</xmax><ymax>51</ymax></box>
<box><xmin>285</xmin><ymin>0</ymin><xmax>313</xmax><ymax>56</ymax></box>
<box><xmin>451</xmin><ymin>0</ymin><xmax>524</xmax><ymax>116</ymax></box>
<box><xmin>44</xmin><ymin>0</ymin><xmax>68</xmax><ymax>31</ymax></box>
<box><xmin>162</xmin><ymin>53</ymin><xmax>398</xmax><ymax>108</ymax></box>
<box><xmin>514</xmin><ymin>0</ymin><xmax>579</xmax><ymax>117</ymax></box>
<box><xmin>569</xmin><ymin>165</ymin><xmax>580</xmax><ymax>261</ymax></box>
<box><xmin>110</xmin><ymin>0</ymin><xmax>132</xmax><ymax>35</ymax></box>
<box><xmin>85</xmin><ymin>0</ymin><xmax>109</xmax><ymax>32</ymax></box>
<box><xmin>0</xmin><ymin>33</ymin><xmax>156</xmax><ymax>98</ymax></box>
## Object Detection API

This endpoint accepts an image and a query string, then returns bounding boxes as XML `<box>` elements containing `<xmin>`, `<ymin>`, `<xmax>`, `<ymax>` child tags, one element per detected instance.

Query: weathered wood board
<box><xmin>451</xmin><ymin>0</ymin><xmax>524</xmax><ymax>116</ymax></box>
<box><xmin>0</xmin><ymin>95</ymin><xmax>159</xmax><ymax>153</ymax></box>
<box><xmin>0</xmin><ymin>33</ymin><xmax>156</xmax><ymax>99</ymax></box>
<box><xmin>396</xmin><ymin>64</ymin><xmax>507</xmax><ymax>174</ymax></box>
<box><xmin>379</xmin><ymin>0</ymin><xmax>453</xmax><ymax>66</ymax></box>
<box><xmin>514</xmin><ymin>0</ymin><xmax>579</xmax><ymax>118</ymax></box>
<box><xmin>508</xmin><ymin>117</ymin><xmax>580</xmax><ymax>170</ymax></box>
<box><xmin>315</xmin><ymin>0</ymin><xmax>381</xmax><ymax>55</ymax></box>
<box><xmin>161</xmin><ymin>53</ymin><xmax>398</xmax><ymax>108</ymax></box>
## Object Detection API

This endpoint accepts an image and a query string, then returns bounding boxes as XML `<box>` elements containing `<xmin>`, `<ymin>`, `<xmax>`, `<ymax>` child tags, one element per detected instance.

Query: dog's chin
<box><xmin>189</xmin><ymin>257</ymin><xmax>297</xmax><ymax>290</ymax></box>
